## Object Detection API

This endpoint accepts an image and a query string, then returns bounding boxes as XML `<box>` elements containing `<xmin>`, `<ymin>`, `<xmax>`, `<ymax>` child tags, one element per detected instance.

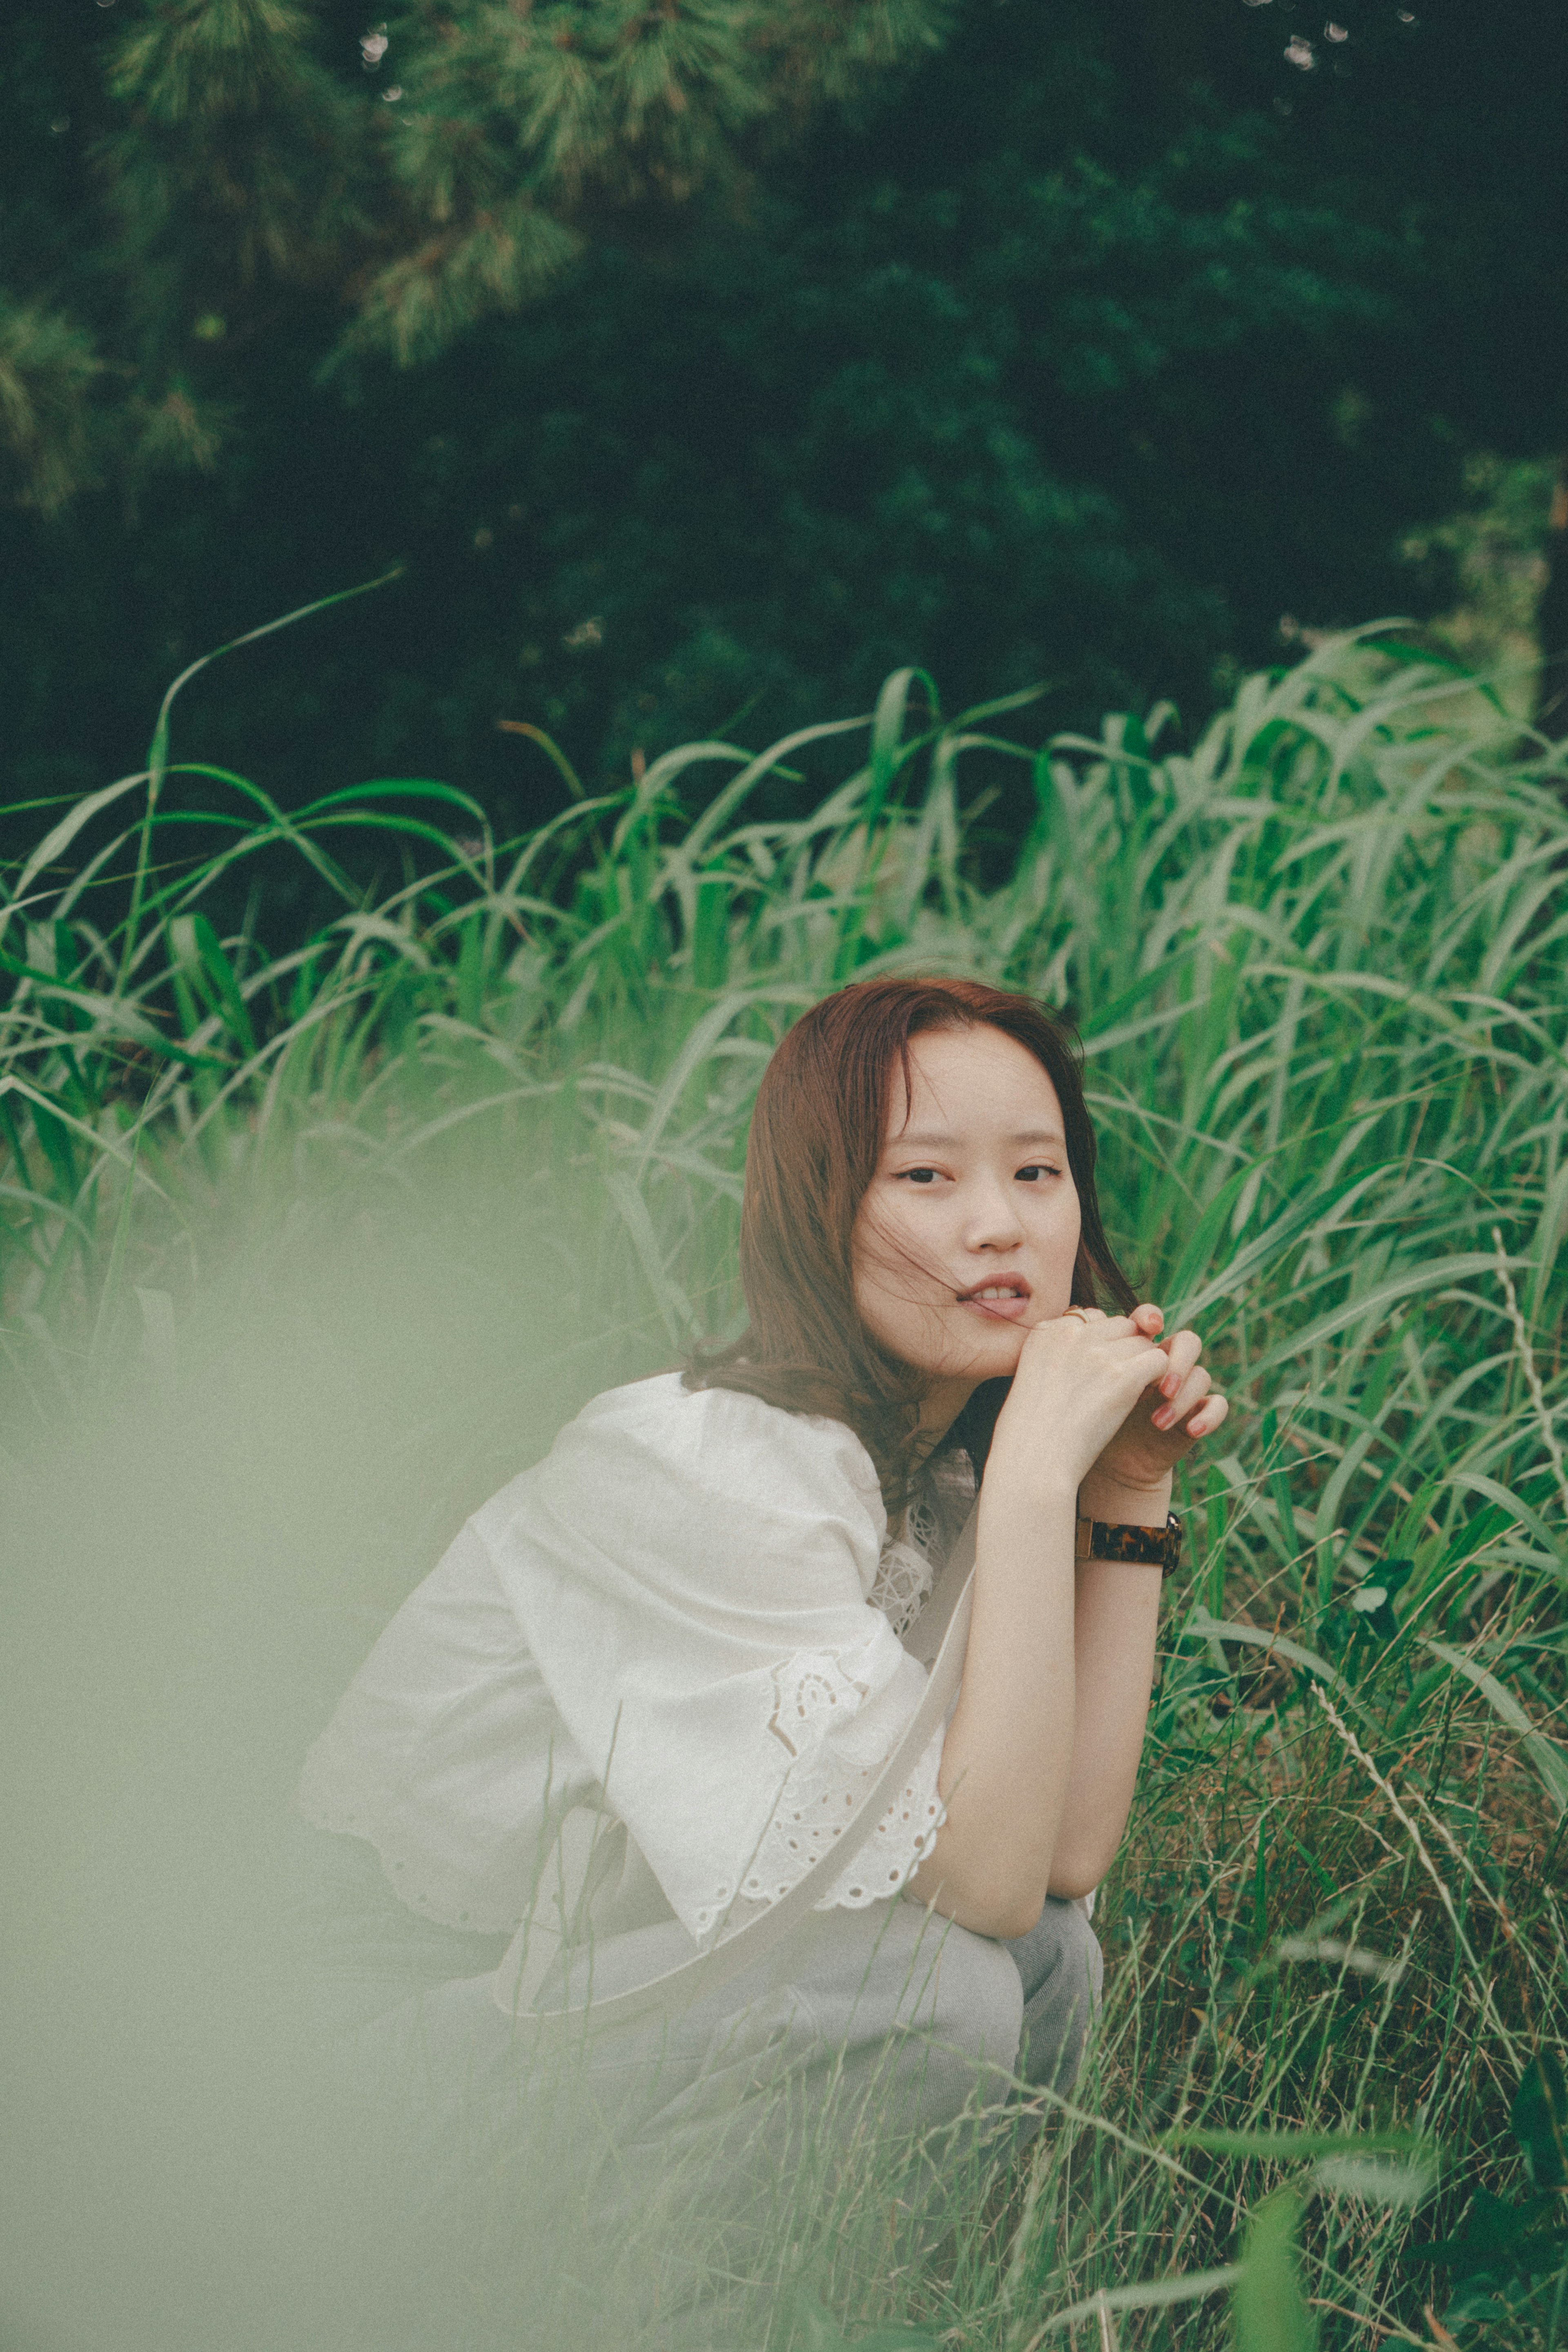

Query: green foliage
<box><xmin>0</xmin><ymin>294</ymin><xmax>102</xmax><ymax>514</ymax></box>
<box><xmin>5</xmin><ymin>1</ymin><xmax>1568</xmax><ymax>820</ymax></box>
<box><xmin>1410</xmin><ymin>2058</ymin><xmax>1568</xmax><ymax>2336</ymax></box>
<box><xmin>6</xmin><ymin>0</ymin><xmax>953</xmax><ymax>531</ymax></box>
<box><xmin>1408</xmin><ymin>455</ymin><xmax>1561</xmax><ymax>707</ymax></box>
<box><xmin>100</xmin><ymin>0</ymin><xmax>373</xmax><ymax>347</ymax></box>
<box><xmin>341</xmin><ymin>0</ymin><xmax>956</xmax><ymax>365</ymax></box>
<box><xmin>44</xmin><ymin>0</ymin><xmax>955</xmax><ymax>393</ymax></box>
<box><xmin>2</xmin><ymin>619</ymin><xmax>1566</xmax><ymax>2347</ymax></box>
<box><xmin>109</xmin><ymin>0</ymin><xmax>322</xmax><ymax>123</ymax></box>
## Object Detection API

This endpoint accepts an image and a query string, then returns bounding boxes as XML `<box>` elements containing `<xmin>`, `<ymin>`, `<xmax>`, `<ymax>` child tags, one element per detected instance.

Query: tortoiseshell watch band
<box><xmin>1074</xmin><ymin>1511</ymin><xmax>1182</xmax><ymax>1574</ymax></box>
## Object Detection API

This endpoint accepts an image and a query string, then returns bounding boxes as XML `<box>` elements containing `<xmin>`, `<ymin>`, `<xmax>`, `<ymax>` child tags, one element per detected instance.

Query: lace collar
<box><xmin>868</xmin><ymin>1449</ymin><xmax>976</xmax><ymax>1639</ymax></box>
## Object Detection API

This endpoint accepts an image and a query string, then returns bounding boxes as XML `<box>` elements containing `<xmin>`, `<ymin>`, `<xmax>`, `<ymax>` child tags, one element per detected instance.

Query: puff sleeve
<box><xmin>487</xmin><ymin>1376</ymin><xmax>947</xmax><ymax>1943</ymax></box>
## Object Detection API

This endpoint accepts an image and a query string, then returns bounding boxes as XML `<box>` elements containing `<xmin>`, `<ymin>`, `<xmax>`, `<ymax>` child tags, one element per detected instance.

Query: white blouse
<box><xmin>296</xmin><ymin>1373</ymin><xmax>971</xmax><ymax>1946</ymax></box>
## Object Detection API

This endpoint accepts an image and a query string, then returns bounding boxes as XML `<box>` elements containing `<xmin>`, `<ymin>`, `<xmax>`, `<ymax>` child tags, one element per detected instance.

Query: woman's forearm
<box><xmin>907</xmin><ymin>1466</ymin><xmax>1168</xmax><ymax>1933</ymax></box>
<box><xmin>907</xmin><ymin>1476</ymin><xmax>1080</xmax><ymax>1938</ymax></box>
<box><xmin>1045</xmin><ymin>1467</ymin><xmax>1168</xmax><ymax>1895</ymax></box>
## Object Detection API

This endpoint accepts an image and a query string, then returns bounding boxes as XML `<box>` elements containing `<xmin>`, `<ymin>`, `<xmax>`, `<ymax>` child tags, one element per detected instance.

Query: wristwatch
<box><xmin>1074</xmin><ymin>1511</ymin><xmax>1183</xmax><ymax>1575</ymax></box>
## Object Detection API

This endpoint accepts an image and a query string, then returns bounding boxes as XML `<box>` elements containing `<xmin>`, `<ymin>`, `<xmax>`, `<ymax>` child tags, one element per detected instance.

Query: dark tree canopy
<box><xmin>3</xmin><ymin>0</ymin><xmax>1566</xmax><ymax>849</ymax></box>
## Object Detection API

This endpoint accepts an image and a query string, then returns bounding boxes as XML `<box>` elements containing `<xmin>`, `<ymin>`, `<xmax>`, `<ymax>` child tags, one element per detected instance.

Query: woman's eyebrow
<box><xmin>891</xmin><ymin>1126</ymin><xmax>1066</xmax><ymax>1148</ymax></box>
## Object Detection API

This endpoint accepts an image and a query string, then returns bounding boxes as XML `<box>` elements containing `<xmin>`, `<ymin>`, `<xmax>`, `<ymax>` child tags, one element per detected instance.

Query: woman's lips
<box><xmin>957</xmin><ymin>1283</ymin><xmax>1033</xmax><ymax>1323</ymax></box>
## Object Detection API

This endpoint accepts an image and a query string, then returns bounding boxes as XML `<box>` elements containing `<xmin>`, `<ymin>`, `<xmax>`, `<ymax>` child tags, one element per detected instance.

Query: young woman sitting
<box><xmin>293</xmin><ymin>975</ymin><xmax>1228</xmax><ymax>2319</ymax></box>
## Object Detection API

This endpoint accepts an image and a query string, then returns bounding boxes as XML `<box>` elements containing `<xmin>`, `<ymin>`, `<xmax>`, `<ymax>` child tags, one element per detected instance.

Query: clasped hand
<box><xmin>989</xmin><ymin>1300</ymin><xmax>1228</xmax><ymax>1499</ymax></box>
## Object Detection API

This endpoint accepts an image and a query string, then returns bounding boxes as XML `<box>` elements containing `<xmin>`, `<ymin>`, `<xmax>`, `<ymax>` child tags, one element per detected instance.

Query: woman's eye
<box><xmin>1016</xmin><ymin>1163</ymin><xmax>1060</xmax><ymax>1183</ymax></box>
<box><xmin>896</xmin><ymin>1167</ymin><xmax>941</xmax><ymax>1186</ymax></box>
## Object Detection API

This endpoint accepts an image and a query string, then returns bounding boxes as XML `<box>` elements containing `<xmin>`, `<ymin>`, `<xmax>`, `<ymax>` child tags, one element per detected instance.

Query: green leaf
<box><xmin>1169</xmin><ymin>1155</ymin><xmax>1392</xmax><ymax>1328</ymax></box>
<box><xmin>1160</xmin><ymin>1159</ymin><xmax>1260</xmax><ymax>1318</ymax></box>
<box><xmin>0</xmin><ymin>1077</ymin><xmax>154</xmax><ymax>1184</ymax></box>
<box><xmin>781</xmin><ymin>2287</ymin><xmax>938</xmax><ymax>2350</ymax></box>
<box><xmin>1026</xmin><ymin>2269</ymin><xmax>1245</xmax><ymax>2337</ymax></box>
<box><xmin>867</xmin><ymin>667</ymin><xmax>939</xmax><ymax>815</ymax></box>
<box><xmin>1512</xmin><ymin>2054</ymin><xmax>1568</xmax><ymax>2191</ymax></box>
<box><xmin>169</xmin><ymin>913</ymin><xmax>257</xmax><ymax>1059</ymax></box>
<box><xmin>1448</xmin><ymin>1473</ymin><xmax>1566</xmax><ymax>1575</ymax></box>
<box><xmin>604</xmin><ymin>1170</ymin><xmax>695</xmax><ymax>1349</ymax></box>
<box><xmin>7</xmin><ymin>770</ymin><xmax>151</xmax><ymax>930</ymax></box>
<box><xmin>1312</xmin><ymin>2154</ymin><xmax>1437</xmax><ymax>2206</ymax></box>
<box><xmin>1419</xmin><ymin>2187</ymin><xmax>1564</xmax><ymax>2282</ymax></box>
<box><xmin>1244</xmin><ymin>1255</ymin><xmax>1531</xmax><ymax>1383</ymax></box>
<box><xmin>1231</xmin><ymin>2187</ymin><xmax>1319</xmax><ymax>2352</ymax></box>
<box><xmin>1421</xmin><ymin>1641</ymin><xmax>1568</xmax><ymax>1819</ymax></box>
<box><xmin>1185</xmin><ymin>1611</ymin><xmax>1370</xmax><ymax>1719</ymax></box>
<box><xmin>1170</xmin><ymin>2128</ymin><xmax>1430</xmax><ymax>2159</ymax></box>
<box><xmin>1075</xmin><ymin>940</ymin><xmax>1205</xmax><ymax>1049</ymax></box>
<box><xmin>628</xmin><ymin>989</ymin><xmax>768</xmax><ymax>1179</ymax></box>
<box><xmin>293</xmin><ymin>778</ymin><xmax>488</xmax><ymax>827</ymax></box>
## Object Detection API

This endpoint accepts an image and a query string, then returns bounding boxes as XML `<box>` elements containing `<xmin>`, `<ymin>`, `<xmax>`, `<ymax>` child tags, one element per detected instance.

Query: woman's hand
<box><xmin>1080</xmin><ymin>1302</ymin><xmax>1227</xmax><ymax>1494</ymax></box>
<box><xmin>985</xmin><ymin>1307</ymin><xmax>1172</xmax><ymax>1502</ymax></box>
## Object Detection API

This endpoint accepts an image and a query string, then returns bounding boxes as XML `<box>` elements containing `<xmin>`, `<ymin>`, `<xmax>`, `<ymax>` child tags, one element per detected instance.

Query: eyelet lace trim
<box><xmin>690</xmin><ymin>1719</ymin><xmax>947</xmax><ymax>1936</ymax></box>
<box><xmin>766</xmin><ymin>1647</ymin><xmax>872</xmax><ymax>1757</ymax></box>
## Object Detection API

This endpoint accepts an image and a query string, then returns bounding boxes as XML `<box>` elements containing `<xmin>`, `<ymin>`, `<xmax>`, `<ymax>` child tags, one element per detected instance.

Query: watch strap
<box><xmin>1075</xmin><ymin>1510</ymin><xmax>1181</xmax><ymax>1574</ymax></box>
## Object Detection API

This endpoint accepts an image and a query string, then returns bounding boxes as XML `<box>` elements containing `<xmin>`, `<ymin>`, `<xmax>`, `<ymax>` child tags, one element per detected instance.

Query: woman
<box><xmin>293</xmin><ymin>976</ymin><xmax>1227</xmax><ymax>2331</ymax></box>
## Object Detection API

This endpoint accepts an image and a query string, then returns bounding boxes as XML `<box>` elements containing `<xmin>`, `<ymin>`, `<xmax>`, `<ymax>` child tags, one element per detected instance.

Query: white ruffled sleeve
<box><xmin>486</xmin><ymin>1375</ymin><xmax>947</xmax><ymax>1944</ymax></box>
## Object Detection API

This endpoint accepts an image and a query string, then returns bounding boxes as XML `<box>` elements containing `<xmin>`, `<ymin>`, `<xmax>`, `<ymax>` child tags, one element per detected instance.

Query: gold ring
<box><xmin>1062</xmin><ymin>1307</ymin><xmax>1089</xmax><ymax>1323</ymax></box>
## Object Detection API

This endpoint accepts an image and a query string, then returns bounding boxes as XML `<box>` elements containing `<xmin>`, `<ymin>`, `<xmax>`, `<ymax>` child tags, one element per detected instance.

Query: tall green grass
<box><xmin>1</xmin><ymin>615</ymin><xmax>1564</xmax><ymax>2350</ymax></box>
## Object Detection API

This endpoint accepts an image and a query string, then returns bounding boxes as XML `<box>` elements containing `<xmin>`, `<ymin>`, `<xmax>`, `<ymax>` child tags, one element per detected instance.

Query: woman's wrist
<box><xmin>1076</xmin><ymin>1467</ymin><xmax>1174</xmax><ymax>1529</ymax></box>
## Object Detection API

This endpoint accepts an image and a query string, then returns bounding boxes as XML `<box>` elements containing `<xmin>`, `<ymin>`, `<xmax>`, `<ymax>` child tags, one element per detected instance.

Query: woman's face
<box><xmin>850</xmin><ymin>1023</ymin><xmax>1082</xmax><ymax>1423</ymax></box>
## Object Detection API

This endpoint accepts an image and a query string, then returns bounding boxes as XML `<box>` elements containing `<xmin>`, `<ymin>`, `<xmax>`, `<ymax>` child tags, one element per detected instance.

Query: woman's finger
<box><xmin>1152</xmin><ymin>1364</ymin><xmax>1211</xmax><ymax>1429</ymax></box>
<box><xmin>1183</xmin><ymin>1393</ymin><xmax>1228</xmax><ymax>1440</ymax></box>
<box><xmin>1155</xmin><ymin>1327</ymin><xmax>1203</xmax><ymax>1399</ymax></box>
<box><xmin>1054</xmin><ymin>1307</ymin><xmax>1130</xmax><ymax>1336</ymax></box>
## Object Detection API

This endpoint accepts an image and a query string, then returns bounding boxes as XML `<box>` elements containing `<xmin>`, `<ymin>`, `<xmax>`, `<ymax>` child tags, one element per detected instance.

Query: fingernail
<box><xmin>1152</xmin><ymin>1406</ymin><xmax>1174</xmax><ymax>1429</ymax></box>
<box><xmin>1160</xmin><ymin>1374</ymin><xmax>1179</xmax><ymax>1397</ymax></box>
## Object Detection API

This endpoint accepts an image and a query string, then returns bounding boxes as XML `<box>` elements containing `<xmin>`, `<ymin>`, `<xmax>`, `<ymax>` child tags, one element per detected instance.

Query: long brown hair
<box><xmin>686</xmin><ymin>977</ymin><xmax>1135</xmax><ymax>1496</ymax></box>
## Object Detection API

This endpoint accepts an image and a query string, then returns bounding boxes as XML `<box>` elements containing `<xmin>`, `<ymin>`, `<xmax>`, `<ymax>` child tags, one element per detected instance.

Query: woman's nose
<box><xmin>962</xmin><ymin>1177</ymin><xmax>1025</xmax><ymax>1249</ymax></box>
